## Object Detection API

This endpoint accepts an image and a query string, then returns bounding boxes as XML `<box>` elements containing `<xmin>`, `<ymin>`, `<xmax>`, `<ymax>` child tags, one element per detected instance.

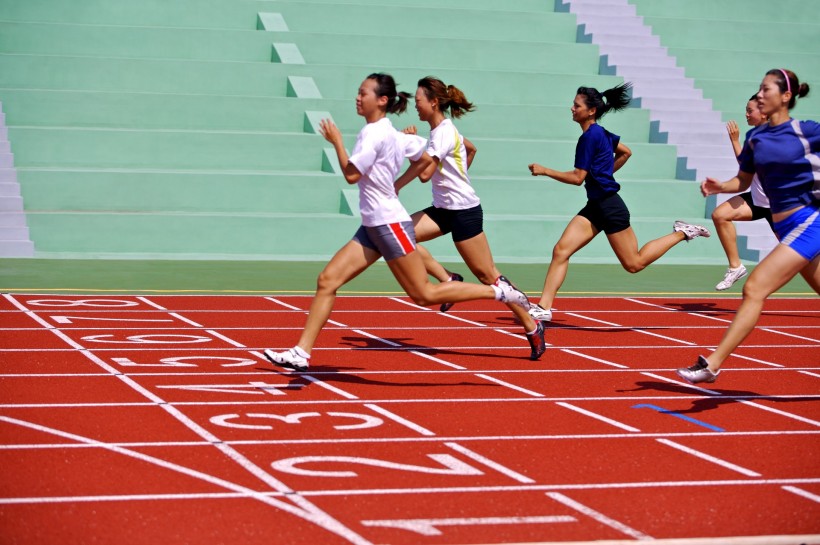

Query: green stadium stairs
<box><xmin>0</xmin><ymin>0</ymin><xmax>742</xmax><ymax>264</ymax></box>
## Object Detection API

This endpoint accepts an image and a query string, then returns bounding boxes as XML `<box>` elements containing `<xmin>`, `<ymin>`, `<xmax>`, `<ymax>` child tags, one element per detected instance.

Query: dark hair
<box><xmin>576</xmin><ymin>82</ymin><xmax>632</xmax><ymax>120</ymax></box>
<box><xmin>748</xmin><ymin>93</ymin><xmax>759</xmax><ymax>102</ymax></box>
<box><xmin>417</xmin><ymin>76</ymin><xmax>475</xmax><ymax>119</ymax></box>
<box><xmin>367</xmin><ymin>73</ymin><xmax>410</xmax><ymax>115</ymax></box>
<box><xmin>766</xmin><ymin>68</ymin><xmax>810</xmax><ymax>109</ymax></box>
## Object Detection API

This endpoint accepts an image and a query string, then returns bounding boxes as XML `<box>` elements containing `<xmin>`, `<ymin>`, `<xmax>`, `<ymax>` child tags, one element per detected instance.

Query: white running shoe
<box><xmin>264</xmin><ymin>348</ymin><xmax>309</xmax><ymax>371</ymax></box>
<box><xmin>494</xmin><ymin>276</ymin><xmax>531</xmax><ymax>310</ymax></box>
<box><xmin>528</xmin><ymin>304</ymin><xmax>553</xmax><ymax>322</ymax></box>
<box><xmin>715</xmin><ymin>265</ymin><xmax>748</xmax><ymax>291</ymax></box>
<box><xmin>673</xmin><ymin>220</ymin><xmax>711</xmax><ymax>241</ymax></box>
<box><xmin>676</xmin><ymin>356</ymin><xmax>719</xmax><ymax>384</ymax></box>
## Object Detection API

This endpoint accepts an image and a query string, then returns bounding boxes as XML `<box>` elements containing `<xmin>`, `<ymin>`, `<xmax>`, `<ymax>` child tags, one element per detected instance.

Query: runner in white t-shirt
<box><xmin>394</xmin><ymin>76</ymin><xmax>546</xmax><ymax>360</ymax></box>
<box><xmin>710</xmin><ymin>94</ymin><xmax>774</xmax><ymax>291</ymax></box>
<box><xmin>264</xmin><ymin>73</ymin><xmax>531</xmax><ymax>371</ymax></box>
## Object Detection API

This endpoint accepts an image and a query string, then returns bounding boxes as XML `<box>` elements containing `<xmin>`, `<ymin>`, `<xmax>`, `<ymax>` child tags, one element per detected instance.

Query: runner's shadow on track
<box><xmin>661</xmin><ymin>302</ymin><xmax>737</xmax><ymax>314</ymax></box>
<box><xmin>620</xmin><ymin>380</ymin><xmax>817</xmax><ymax>414</ymax></box>
<box><xmin>255</xmin><ymin>366</ymin><xmax>492</xmax><ymax>388</ymax></box>
<box><xmin>336</xmin><ymin>335</ymin><xmax>526</xmax><ymax>361</ymax></box>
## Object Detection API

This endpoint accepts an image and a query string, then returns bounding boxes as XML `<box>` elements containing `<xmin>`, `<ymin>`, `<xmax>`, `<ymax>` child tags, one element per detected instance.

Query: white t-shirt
<box><xmin>396</xmin><ymin>131</ymin><xmax>427</xmax><ymax>161</ymax></box>
<box><xmin>749</xmin><ymin>173</ymin><xmax>770</xmax><ymax>208</ymax></box>
<box><xmin>348</xmin><ymin>118</ymin><xmax>412</xmax><ymax>227</ymax></box>
<box><xmin>427</xmin><ymin>118</ymin><xmax>481</xmax><ymax>210</ymax></box>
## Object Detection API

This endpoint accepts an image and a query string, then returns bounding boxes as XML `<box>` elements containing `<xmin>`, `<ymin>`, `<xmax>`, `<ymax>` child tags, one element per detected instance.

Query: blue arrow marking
<box><xmin>632</xmin><ymin>404</ymin><xmax>725</xmax><ymax>432</ymax></box>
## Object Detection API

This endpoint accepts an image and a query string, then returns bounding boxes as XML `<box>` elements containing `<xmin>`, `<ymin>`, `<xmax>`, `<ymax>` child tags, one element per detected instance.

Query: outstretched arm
<box><xmin>528</xmin><ymin>163</ymin><xmax>587</xmax><ymax>186</ymax></box>
<box><xmin>701</xmin><ymin>170</ymin><xmax>754</xmax><ymax>197</ymax></box>
<box><xmin>395</xmin><ymin>152</ymin><xmax>435</xmax><ymax>193</ymax></box>
<box><xmin>319</xmin><ymin>119</ymin><xmax>361</xmax><ymax>184</ymax></box>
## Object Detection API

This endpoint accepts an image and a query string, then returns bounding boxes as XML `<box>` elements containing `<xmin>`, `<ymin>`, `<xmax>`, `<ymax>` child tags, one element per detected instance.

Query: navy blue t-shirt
<box><xmin>575</xmin><ymin>123</ymin><xmax>621</xmax><ymax>200</ymax></box>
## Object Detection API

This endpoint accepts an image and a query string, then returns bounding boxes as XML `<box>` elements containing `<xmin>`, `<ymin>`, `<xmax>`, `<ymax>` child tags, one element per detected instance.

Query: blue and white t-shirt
<box><xmin>738</xmin><ymin>119</ymin><xmax>820</xmax><ymax>214</ymax></box>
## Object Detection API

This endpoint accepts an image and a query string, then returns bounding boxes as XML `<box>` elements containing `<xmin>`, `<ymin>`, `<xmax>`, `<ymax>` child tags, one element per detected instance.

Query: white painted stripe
<box><xmin>0</xmin><ymin>415</ymin><xmax>362</xmax><ymax>538</ymax></box>
<box><xmin>561</xmin><ymin>348</ymin><xmax>629</xmax><ymax>369</ymax></box>
<box><xmin>353</xmin><ymin>329</ymin><xmax>402</xmax><ymax>347</ymax></box>
<box><xmin>3</xmin><ymin>429</ymin><xmax>819</xmax><ymax>450</ymax></box>
<box><xmin>207</xmin><ymin>329</ymin><xmax>248</xmax><ymax>348</ymax></box>
<box><xmin>730</xmin><ymin>353</ymin><xmax>784</xmax><ymax>368</ymax></box>
<box><xmin>546</xmin><ymin>491</ymin><xmax>652</xmax><ymax>540</ymax></box>
<box><xmin>4</xmin><ymin>294</ymin><xmax>373</xmax><ymax>545</ymax></box>
<box><xmin>782</xmin><ymin>485</ymin><xmax>820</xmax><ymax>504</ymax></box>
<box><xmin>264</xmin><ymin>296</ymin><xmax>304</xmax><ymax>311</ymax></box>
<box><xmin>475</xmin><ymin>373</ymin><xmax>544</xmax><ymax>397</ymax></box>
<box><xmin>566</xmin><ymin>311</ymin><xmax>694</xmax><ymax>345</ymax></box>
<box><xmin>169</xmin><ymin>312</ymin><xmax>204</xmax><ymax>328</ymax></box>
<box><xmin>738</xmin><ymin>399</ymin><xmax>820</xmax><ymax>428</ymax></box>
<box><xmin>656</xmin><ymin>438</ymin><xmax>761</xmax><ymax>477</ymax></box>
<box><xmin>300</xmin><ymin>374</ymin><xmax>359</xmax><ymax>400</ymax></box>
<box><xmin>445</xmin><ymin>442</ymin><xmax>535</xmax><ymax>484</ymax></box>
<box><xmin>360</xmin><ymin>515</ymin><xmax>574</xmax><ymax>536</ymax></box>
<box><xmin>408</xmin><ymin>350</ymin><xmax>466</xmax><ymax>370</ymax></box>
<box><xmin>556</xmin><ymin>402</ymin><xmax>641</xmax><ymax>432</ymax></box>
<box><xmin>799</xmin><ymin>370</ymin><xmax>820</xmax><ymax>378</ymax></box>
<box><xmin>643</xmin><ymin>372</ymin><xmax>820</xmax><ymax>427</ymax></box>
<box><xmin>364</xmin><ymin>404</ymin><xmax>435</xmax><ymax>436</ymax></box>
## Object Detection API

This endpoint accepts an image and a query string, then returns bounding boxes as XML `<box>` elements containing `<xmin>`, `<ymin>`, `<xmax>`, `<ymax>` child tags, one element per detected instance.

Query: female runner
<box><xmin>527</xmin><ymin>83</ymin><xmax>711</xmax><ymax>323</ymax></box>
<box><xmin>711</xmin><ymin>94</ymin><xmax>772</xmax><ymax>291</ymax></box>
<box><xmin>396</xmin><ymin>76</ymin><xmax>546</xmax><ymax>360</ymax></box>
<box><xmin>264</xmin><ymin>73</ymin><xmax>530</xmax><ymax>371</ymax></box>
<box><xmin>678</xmin><ymin>68</ymin><xmax>818</xmax><ymax>384</ymax></box>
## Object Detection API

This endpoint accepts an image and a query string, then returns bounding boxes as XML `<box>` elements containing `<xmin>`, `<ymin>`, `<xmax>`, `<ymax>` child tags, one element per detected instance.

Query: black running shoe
<box><xmin>439</xmin><ymin>272</ymin><xmax>464</xmax><ymax>312</ymax></box>
<box><xmin>527</xmin><ymin>320</ymin><xmax>546</xmax><ymax>361</ymax></box>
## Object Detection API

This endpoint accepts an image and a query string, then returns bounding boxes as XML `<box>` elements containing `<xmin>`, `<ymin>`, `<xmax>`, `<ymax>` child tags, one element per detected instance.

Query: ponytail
<box><xmin>367</xmin><ymin>73</ymin><xmax>409</xmax><ymax>115</ymax></box>
<box><xmin>577</xmin><ymin>82</ymin><xmax>632</xmax><ymax>120</ymax></box>
<box><xmin>418</xmin><ymin>76</ymin><xmax>475</xmax><ymax>119</ymax></box>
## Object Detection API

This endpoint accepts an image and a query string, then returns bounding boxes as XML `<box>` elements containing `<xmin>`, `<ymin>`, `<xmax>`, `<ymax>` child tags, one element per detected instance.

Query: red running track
<box><xmin>1</xmin><ymin>293</ymin><xmax>819</xmax><ymax>545</ymax></box>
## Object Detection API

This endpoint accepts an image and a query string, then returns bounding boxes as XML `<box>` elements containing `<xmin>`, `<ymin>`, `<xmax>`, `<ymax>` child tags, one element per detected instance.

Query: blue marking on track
<box><xmin>632</xmin><ymin>403</ymin><xmax>725</xmax><ymax>432</ymax></box>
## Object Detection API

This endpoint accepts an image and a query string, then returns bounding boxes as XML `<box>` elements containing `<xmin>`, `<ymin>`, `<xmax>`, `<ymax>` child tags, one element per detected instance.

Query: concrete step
<box><xmin>0</xmin><ymin>195</ymin><xmax>23</xmax><ymax>211</ymax></box>
<box><xmin>0</xmin><ymin>212</ymin><xmax>28</xmax><ymax>227</ymax></box>
<box><xmin>0</xmin><ymin>182</ymin><xmax>21</xmax><ymax>197</ymax></box>
<box><xmin>0</xmin><ymin>240</ymin><xmax>34</xmax><ymax>257</ymax></box>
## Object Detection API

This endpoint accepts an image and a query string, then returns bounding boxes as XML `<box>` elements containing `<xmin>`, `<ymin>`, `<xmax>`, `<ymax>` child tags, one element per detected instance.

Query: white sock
<box><xmin>491</xmin><ymin>284</ymin><xmax>503</xmax><ymax>300</ymax></box>
<box><xmin>293</xmin><ymin>346</ymin><xmax>310</xmax><ymax>359</ymax></box>
<box><xmin>526</xmin><ymin>325</ymin><xmax>538</xmax><ymax>335</ymax></box>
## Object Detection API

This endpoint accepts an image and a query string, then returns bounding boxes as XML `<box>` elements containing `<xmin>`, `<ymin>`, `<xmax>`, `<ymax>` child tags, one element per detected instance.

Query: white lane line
<box><xmin>360</xmin><ymin>515</ymin><xmax>575</xmax><ymax>536</ymax></box>
<box><xmin>643</xmin><ymin>372</ymin><xmax>820</xmax><ymax>428</ymax></box>
<box><xmin>0</xmin><ymin>414</ymin><xmax>370</xmax><ymax>545</ymax></box>
<box><xmin>546</xmin><ymin>491</ymin><xmax>652</xmax><ymax>540</ymax></box>
<box><xmin>729</xmin><ymin>353</ymin><xmax>784</xmax><ymax>368</ymax></box>
<box><xmin>364</xmin><ymin>404</ymin><xmax>435</xmax><ymax>436</ymax></box>
<box><xmin>445</xmin><ymin>442</ymin><xmax>535</xmax><ymax>484</ymax></box>
<box><xmin>626</xmin><ymin>297</ymin><xmax>820</xmax><ymax>344</ymax></box>
<box><xmin>561</xmin><ymin>349</ymin><xmax>629</xmax><ymax>369</ymax></box>
<box><xmin>656</xmin><ymin>438</ymin><xmax>761</xmax><ymax>477</ymax></box>
<box><xmin>5</xmin><ymin>294</ymin><xmax>373</xmax><ymax>545</ymax></box>
<box><xmin>555</xmin><ymin>402</ymin><xmax>641</xmax><ymax>433</ymax></box>
<box><xmin>782</xmin><ymin>485</ymin><xmax>820</xmax><ymax>504</ymax></box>
<box><xmin>409</xmin><ymin>350</ymin><xmax>466</xmax><ymax>370</ymax></box>
<box><xmin>566</xmin><ymin>312</ymin><xmax>695</xmax><ymax>346</ymax></box>
<box><xmin>264</xmin><ymin>296</ymin><xmax>304</xmax><ymax>311</ymax></box>
<box><xmin>475</xmin><ymin>374</ymin><xmax>544</xmax><ymax>398</ymax></box>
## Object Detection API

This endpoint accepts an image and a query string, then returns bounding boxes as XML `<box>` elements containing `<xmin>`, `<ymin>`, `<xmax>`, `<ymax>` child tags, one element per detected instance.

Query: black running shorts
<box><xmin>577</xmin><ymin>192</ymin><xmax>631</xmax><ymax>235</ymax></box>
<box><xmin>422</xmin><ymin>204</ymin><xmax>484</xmax><ymax>242</ymax></box>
